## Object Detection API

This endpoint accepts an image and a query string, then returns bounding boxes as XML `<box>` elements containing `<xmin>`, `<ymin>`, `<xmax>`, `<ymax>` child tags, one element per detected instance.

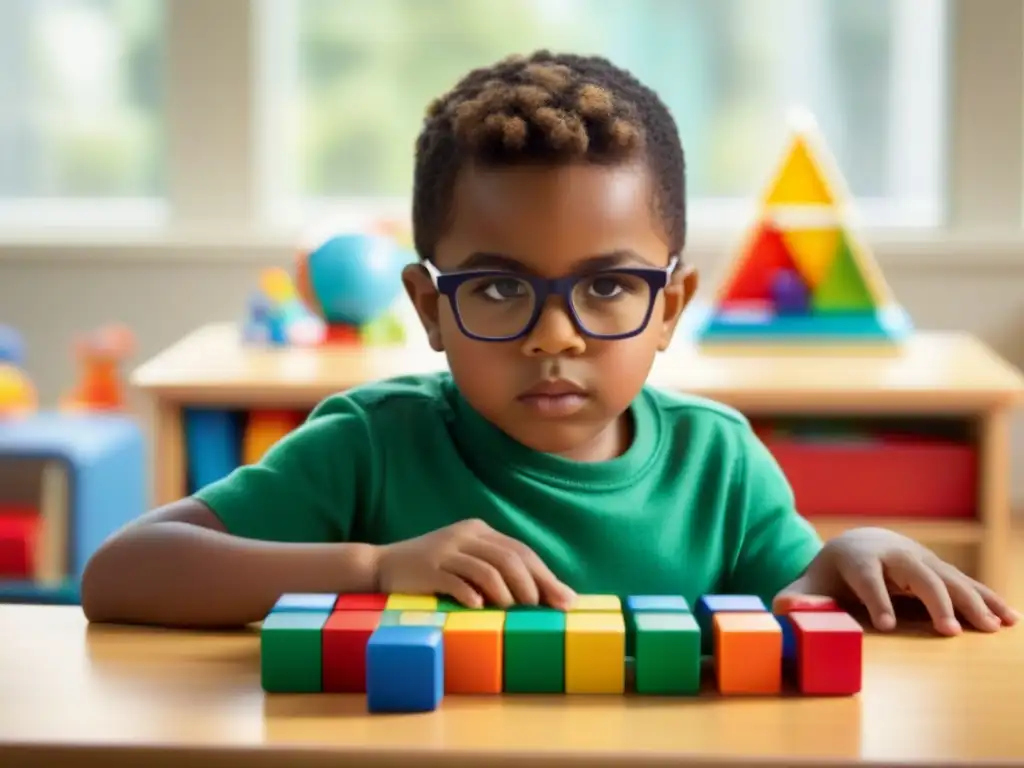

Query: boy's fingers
<box><xmin>486</xmin><ymin>532</ymin><xmax>576</xmax><ymax>608</ymax></box>
<box><xmin>462</xmin><ymin>539</ymin><xmax>539</xmax><ymax>605</ymax></box>
<box><xmin>932</xmin><ymin>562</ymin><xmax>1000</xmax><ymax>632</ymax></box>
<box><xmin>444</xmin><ymin>552</ymin><xmax>515</xmax><ymax>608</ymax></box>
<box><xmin>434</xmin><ymin>571</ymin><xmax>484</xmax><ymax>609</ymax></box>
<box><xmin>886</xmin><ymin>557</ymin><xmax>960</xmax><ymax>636</ymax></box>
<box><xmin>964</xmin><ymin>574</ymin><xmax>1021</xmax><ymax>625</ymax></box>
<box><xmin>836</xmin><ymin>557</ymin><xmax>896</xmax><ymax>631</ymax></box>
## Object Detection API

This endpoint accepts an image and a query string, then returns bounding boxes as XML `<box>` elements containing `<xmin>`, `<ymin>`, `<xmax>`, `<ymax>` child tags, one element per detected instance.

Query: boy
<box><xmin>82</xmin><ymin>51</ymin><xmax>1016</xmax><ymax>636</ymax></box>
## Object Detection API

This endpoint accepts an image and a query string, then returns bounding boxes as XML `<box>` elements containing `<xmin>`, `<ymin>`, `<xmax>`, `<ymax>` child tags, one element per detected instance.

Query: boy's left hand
<box><xmin>775</xmin><ymin>527</ymin><xmax>1020</xmax><ymax>636</ymax></box>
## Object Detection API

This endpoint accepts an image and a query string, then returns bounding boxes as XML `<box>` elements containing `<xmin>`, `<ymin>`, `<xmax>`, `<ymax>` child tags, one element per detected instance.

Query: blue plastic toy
<box><xmin>366</xmin><ymin>625</ymin><xmax>445</xmax><ymax>713</ymax></box>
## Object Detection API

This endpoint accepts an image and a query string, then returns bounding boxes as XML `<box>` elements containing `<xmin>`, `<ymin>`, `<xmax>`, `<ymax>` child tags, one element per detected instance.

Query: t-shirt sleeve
<box><xmin>193</xmin><ymin>398</ymin><xmax>375</xmax><ymax>544</ymax></box>
<box><xmin>724</xmin><ymin>428</ymin><xmax>824</xmax><ymax>607</ymax></box>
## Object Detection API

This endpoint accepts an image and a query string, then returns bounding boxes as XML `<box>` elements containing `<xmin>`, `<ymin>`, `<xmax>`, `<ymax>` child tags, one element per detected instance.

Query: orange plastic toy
<box><xmin>61</xmin><ymin>325</ymin><xmax>135</xmax><ymax>413</ymax></box>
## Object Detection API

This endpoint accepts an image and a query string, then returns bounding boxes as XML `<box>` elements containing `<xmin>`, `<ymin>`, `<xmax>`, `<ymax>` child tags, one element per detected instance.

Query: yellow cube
<box><xmin>565</xmin><ymin>612</ymin><xmax>625</xmax><ymax>693</ymax></box>
<box><xmin>385</xmin><ymin>594</ymin><xmax>438</xmax><ymax>611</ymax></box>
<box><xmin>397</xmin><ymin>611</ymin><xmax>447</xmax><ymax>627</ymax></box>
<box><xmin>569</xmin><ymin>594</ymin><xmax>622</xmax><ymax>612</ymax></box>
<box><xmin>443</xmin><ymin>610</ymin><xmax>506</xmax><ymax>631</ymax></box>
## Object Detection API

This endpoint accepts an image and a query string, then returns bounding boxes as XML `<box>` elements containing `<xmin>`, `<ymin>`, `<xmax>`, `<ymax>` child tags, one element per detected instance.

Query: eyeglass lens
<box><xmin>453</xmin><ymin>272</ymin><xmax>654</xmax><ymax>338</ymax></box>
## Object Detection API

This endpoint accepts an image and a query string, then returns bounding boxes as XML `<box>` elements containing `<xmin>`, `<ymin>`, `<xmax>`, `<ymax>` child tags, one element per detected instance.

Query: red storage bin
<box><xmin>761</xmin><ymin>437</ymin><xmax>977</xmax><ymax>519</ymax></box>
<box><xmin>0</xmin><ymin>505</ymin><xmax>39</xmax><ymax>577</ymax></box>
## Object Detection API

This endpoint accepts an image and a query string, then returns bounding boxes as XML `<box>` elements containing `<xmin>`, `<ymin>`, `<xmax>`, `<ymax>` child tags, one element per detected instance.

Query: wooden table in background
<box><xmin>131</xmin><ymin>323</ymin><xmax>1024</xmax><ymax>592</ymax></box>
<box><xmin>3</xmin><ymin>535</ymin><xmax>1024</xmax><ymax>767</ymax></box>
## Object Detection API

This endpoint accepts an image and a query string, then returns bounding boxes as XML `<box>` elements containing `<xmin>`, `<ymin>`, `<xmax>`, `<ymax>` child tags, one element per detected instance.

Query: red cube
<box><xmin>322</xmin><ymin>610</ymin><xmax>384</xmax><ymax>692</ymax></box>
<box><xmin>790</xmin><ymin>611</ymin><xmax>864</xmax><ymax>695</ymax></box>
<box><xmin>333</xmin><ymin>593</ymin><xmax>388</xmax><ymax>611</ymax></box>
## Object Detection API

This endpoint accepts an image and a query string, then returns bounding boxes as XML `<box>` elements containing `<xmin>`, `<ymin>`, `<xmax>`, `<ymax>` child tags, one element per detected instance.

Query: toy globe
<box><xmin>296</xmin><ymin>232</ymin><xmax>413</xmax><ymax>344</ymax></box>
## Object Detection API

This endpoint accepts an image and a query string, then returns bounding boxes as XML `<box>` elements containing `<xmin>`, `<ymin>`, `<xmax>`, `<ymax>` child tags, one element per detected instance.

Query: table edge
<box><xmin>4</xmin><ymin>742</ymin><xmax>1013</xmax><ymax>768</ymax></box>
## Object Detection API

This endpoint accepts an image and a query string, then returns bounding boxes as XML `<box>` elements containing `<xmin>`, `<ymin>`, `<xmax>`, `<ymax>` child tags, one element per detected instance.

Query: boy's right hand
<box><xmin>371</xmin><ymin>518</ymin><xmax>576</xmax><ymax>610</ymax></box>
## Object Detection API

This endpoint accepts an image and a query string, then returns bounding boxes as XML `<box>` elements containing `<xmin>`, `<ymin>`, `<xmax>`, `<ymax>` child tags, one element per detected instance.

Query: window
<box><xmin>262</xmin><ymin>0</ymin><xmax>948</xmax><ymax>229</ymax></box>
<box><xmin>0</xmin><ymin>0</ymin><xmax>166</xmax><ymax>226</ymax></box>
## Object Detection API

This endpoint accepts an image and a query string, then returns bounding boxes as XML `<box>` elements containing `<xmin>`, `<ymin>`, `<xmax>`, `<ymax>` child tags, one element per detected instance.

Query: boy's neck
<box><xmin>551</xmin><ymin>412</ymin><xmax>634</xmax><ymax>463</ymax></box>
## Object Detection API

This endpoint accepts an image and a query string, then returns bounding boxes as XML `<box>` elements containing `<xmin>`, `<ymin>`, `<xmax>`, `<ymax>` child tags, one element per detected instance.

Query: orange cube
<box><xmin>713</xmin><ymin>612</ymin><xmax>783</xmax><ymax>694</ymax></box>
<box><xmin>442</xmin><ymin>611</ymin><xmax>505</xmax><ymax>694</ymax></box>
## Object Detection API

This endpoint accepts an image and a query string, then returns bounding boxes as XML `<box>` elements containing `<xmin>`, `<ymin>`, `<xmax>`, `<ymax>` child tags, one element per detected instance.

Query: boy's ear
<box><xmin>656</xmin><ymin>264</ymin><xmax>699</xmax><ymax>351</ymax></box>
<box><xmin>402</xmin><ymin>263</ymin><xmax>445</xmax><ymax>352</ymax></box>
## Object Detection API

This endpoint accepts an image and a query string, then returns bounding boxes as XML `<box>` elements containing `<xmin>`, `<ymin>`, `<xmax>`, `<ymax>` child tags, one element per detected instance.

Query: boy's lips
<box><xmin>517</xmin><ymin>379</ymin><xmax>589</xmax><ymax>417</ymax></box>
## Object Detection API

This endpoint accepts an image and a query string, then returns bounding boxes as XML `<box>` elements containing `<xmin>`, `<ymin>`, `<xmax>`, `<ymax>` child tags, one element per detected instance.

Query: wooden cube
<box><xmin>385</xmin><ymin>593</ymin><xmax>438</xmax><ymax>611</ymax></box>
<box><xmin>790</xmin><ymin>611</ymin><xmax>863</xmax><ymax>695</ymax></box>
<box><xmin>366</xmin><ymin>625</ymin><xmax>444</xmax><ymax>713</ymax></box>
<box><xmin>504</xmin><ymin>609</ymin><xmax>565</xmax><ymax>693</ymax></box>
<box><xmin>333</xmin><ymin>593</ymin><xmax>388</xmax><ymax>611</ymax></box>
<box><xmin>570</xmin><ymin>594</ymin><xmax>622</xmax><ymax>612</ymax></box>
<box><xmin>713</xmin><ymin>612</ymin><xmax>783</xmax><ymax>694</ymax></box>
<box><xmin>260</xmin><ymin>609</ymin><xmax>330</xmax><ymax>693</ymax></box>
<box><xmin>443</xmin><ymin>610</ymin><xmax>505</xmax><ymax>694</ymax></box>
<box><xmin>565</xmin><ymin>612</ymin><xmax>625</xmax><ymax>693</ymax></box>
<box><xmin>270</xmin><ymin>593</ymin><xmax>338</xmax><ymax>613</ymax></box>
<box><xmin>633</xmin><ymin>612</ymin><xmax>702</xmax><ymax>695</ymax></box>
<box><xmin>322</xmin><ymin>609</ymin><xmax>383</xmax><ymax>692</ymax></box>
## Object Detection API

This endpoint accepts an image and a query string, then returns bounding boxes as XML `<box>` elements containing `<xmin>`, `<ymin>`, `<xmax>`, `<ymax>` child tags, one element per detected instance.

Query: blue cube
<box><xmin>625</xmin><ymin>595</ymin><xmax>690</xmax><ymax>613</ymax></box>
<box><xmin>366</xmin><ymin>625</ymin><xmax>444</xmax><ymax>713</ymax></box>
<box><xmin>695</xmin><ymin>594</ymin><xmax>767</xmax><ymax>653</ymax></box>
<box><xmin>777</xmin><ymin>614</ymin><xmax>797</xmax><ymax>661</ymax></box>
<box><xmin>270</xmin><ymin>593</ymin><xmax>338</xmax><ymax>613</ymax></box>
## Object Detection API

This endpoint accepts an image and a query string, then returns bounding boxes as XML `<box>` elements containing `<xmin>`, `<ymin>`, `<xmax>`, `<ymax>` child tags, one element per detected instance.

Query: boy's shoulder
<box><xmin>642</xmin><ymin>383</ymin><xmax>750</xmax><ymax>432</ymax></box>
<box><xmin>309</xmin><ymin>370</ymin><xmax>456</xmax><ymax>423</ymax></box>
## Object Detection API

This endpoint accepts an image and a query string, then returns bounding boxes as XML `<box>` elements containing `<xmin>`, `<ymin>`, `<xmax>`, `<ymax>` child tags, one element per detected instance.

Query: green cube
<box><xmin>503</xmin><ymin>609</ymin><xmax>566</xmax><ymax>693</ymax></box>
<box><xmin>436</xmin><ymin>597</ymin><xmax>470</xmax><ymax>612</ymax></box>
<box><xmin>377</xmin><ymin>610</ymin><xmax>403</xmax><ymax>625</ymax></box>
<box><xmin>634</xmin><ymin>612</ymin><xmax>701</xmax><ymax>695</ymax></box>
<box><xmin>260</xmin><ymin>610</ymin><xmax>329</xmax><ymax>693</ymax></box>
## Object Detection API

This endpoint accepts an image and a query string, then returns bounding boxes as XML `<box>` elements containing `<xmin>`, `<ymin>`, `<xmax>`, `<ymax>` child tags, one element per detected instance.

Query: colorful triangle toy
<box><xmin>693</xmin><ymin>108</ymin><xmax>912</xmax><ymax>354</ymax></box>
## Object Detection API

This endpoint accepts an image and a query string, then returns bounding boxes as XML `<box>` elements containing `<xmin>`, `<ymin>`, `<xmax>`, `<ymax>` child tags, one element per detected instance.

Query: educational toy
<box><xmin>633</xmin><ymin>612</ymin><xmax>701</xmax><ymax>695</ymax></box>
<box><xmin>258</xmin><ymin>591</ymin><xmax>865</xmax><ymax>712</ymax></box>
<box><xmin>713</xmin><ymin>612</ymin><xmax>784</xmax><ymax>695</ymax></box>
<box><xmin>0</xmin><ymin>412</ymin><xmax>146</xmax><ymax>604</ymax></box>
<box><xmin>564</xmin><ymin>611</ymin><xmax>626</xmax><ymax>694</ymax></box>
<box><xmin>503</xmin><ymin>609</ymin><xmax>566</xmax><ymax>693</ymax></box>
<box><xmin>694</xmin><ymin>108</ymin><xmax>913</xmax><ymax>354</ymax></box>
<box><xmin>789</xmin><ymin>610</ymin><xmax>864</xmax><ymax>695</ymax></box>
<box><xmin>61</xmin><ymin>325</ymin><xmax>135</xmax><ymax>413</ymax></box>
<box><xmin>443</xmin><ymin>610</ymin><xmax>505</xmax><ymax>694</ymax></box>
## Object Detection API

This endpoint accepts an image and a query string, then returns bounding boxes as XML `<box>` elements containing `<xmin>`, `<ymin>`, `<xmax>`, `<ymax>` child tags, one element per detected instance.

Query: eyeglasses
<box><xmin>423</xmin><ymin>256</ymin><xmax>679</xmax><ymax>342</ymax></box>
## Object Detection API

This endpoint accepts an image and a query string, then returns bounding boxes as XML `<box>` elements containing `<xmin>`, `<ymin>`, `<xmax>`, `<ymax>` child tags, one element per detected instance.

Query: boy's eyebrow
<box><xmin>455</xmin><ymin>249</ymin><xmax>657</xmax><ymax>273</ymax></box>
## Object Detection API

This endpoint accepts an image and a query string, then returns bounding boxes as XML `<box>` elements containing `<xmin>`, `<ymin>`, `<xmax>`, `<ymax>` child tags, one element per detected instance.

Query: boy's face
<box><xmin>404</xmin><ymin>162</ymin><xmax>698</xmax><ymax>461</ymax></box>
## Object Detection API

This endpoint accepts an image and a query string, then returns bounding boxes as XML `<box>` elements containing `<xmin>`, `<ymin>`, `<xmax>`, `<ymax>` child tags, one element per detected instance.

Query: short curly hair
<box><xmin>412</xmin><ymin>50</ymin><xmax>686</xmax><ymax>263</ymax></box>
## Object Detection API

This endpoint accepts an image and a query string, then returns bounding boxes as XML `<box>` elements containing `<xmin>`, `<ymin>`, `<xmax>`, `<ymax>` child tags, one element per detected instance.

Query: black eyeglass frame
<box><xmin>422</xmin><ymin>256</ymin><xmax>680</xmax><ymax>342</ymax></box>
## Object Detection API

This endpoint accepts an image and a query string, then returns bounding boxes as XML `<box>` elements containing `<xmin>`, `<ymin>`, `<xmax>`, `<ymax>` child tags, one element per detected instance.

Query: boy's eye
<box><xmin>479</xmin><ymin>277</ymin><xmax>528</xmax><ymax>301</ymax></box>
<box><xmin>584</xmin><ymin>274</ymin><xmax>627</xmax><ymax>299</ymax></box>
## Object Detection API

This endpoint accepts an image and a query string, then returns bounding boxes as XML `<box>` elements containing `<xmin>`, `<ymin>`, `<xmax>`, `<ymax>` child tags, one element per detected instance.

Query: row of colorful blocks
<box><xmin>260</xmin><ymin>592</ymin><xmax>863</xmax><ymax>712</ymax></box>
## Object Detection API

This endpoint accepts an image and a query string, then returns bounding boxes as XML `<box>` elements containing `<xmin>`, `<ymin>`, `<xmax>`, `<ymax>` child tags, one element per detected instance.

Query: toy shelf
<box><xmin>131</xmin><ymin>323</ymin><xmax>1024</xmax><ymax>594</ymax></box>
<box><xmin>0</xmin><ymin>413</ymin><xmax>148</xmax><ymax>604</ymax></box>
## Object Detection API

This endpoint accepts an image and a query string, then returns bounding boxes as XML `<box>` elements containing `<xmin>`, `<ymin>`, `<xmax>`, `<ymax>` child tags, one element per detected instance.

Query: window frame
<box><xmin>0</xmin><ymin>0</ymin><xmax>1020</xmax><ymax>268</ymax></box>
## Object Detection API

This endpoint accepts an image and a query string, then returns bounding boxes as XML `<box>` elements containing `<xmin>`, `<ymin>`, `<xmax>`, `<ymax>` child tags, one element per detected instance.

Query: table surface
<box><xmin>130</xmin><ymin>323</ymin><xmax>1024</xmax><ymax>411</ymax></box>
<box><xmin>3</xmin><ymin>541</ymin><xmax>1024</xmax><ymax>768</ymax></box>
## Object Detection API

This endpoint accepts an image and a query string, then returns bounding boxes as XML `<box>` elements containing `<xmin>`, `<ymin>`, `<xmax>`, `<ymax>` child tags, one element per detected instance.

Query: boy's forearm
<box><xmin>81</xmin><ymin>521</ymin><xmax>379</xmax><ymax>628</ymax></box>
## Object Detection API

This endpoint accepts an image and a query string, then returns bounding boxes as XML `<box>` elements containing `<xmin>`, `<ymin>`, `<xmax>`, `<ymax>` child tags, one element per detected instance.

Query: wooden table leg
<box><xmin>154</xmin><ymin>399</ymin><xmax>186</xmax><ymax>507</ymax></box>
<box><xmin>977</xmin><ymin>406</ymin><xmax>1011</xmax><ymax>592</ymax></box>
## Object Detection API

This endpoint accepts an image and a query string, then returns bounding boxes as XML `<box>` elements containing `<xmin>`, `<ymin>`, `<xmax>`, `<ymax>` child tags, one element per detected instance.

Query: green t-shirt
<box><xmin>195</xmin><ymin>371</ymin><xmax>822</xmax><ymax>608</ymax></box>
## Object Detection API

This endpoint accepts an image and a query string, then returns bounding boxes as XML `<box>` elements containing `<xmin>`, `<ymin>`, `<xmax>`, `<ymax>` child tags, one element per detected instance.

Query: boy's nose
<box><xmin>520</xmin><ymin>298</ymin><xmax>586</xmax><ymax>357</ymax></box>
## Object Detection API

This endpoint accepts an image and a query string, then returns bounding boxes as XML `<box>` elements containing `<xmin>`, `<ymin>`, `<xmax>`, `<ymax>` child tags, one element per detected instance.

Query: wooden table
<box><xmin>3</xmin><ymin>539</ymin><xmax>1024</xmax><ymax>767</ymax></box>
<box><xmin>131</xmin><ymin>323</ymin><xmax>1024</xmax><ymax>592</ymax></box>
